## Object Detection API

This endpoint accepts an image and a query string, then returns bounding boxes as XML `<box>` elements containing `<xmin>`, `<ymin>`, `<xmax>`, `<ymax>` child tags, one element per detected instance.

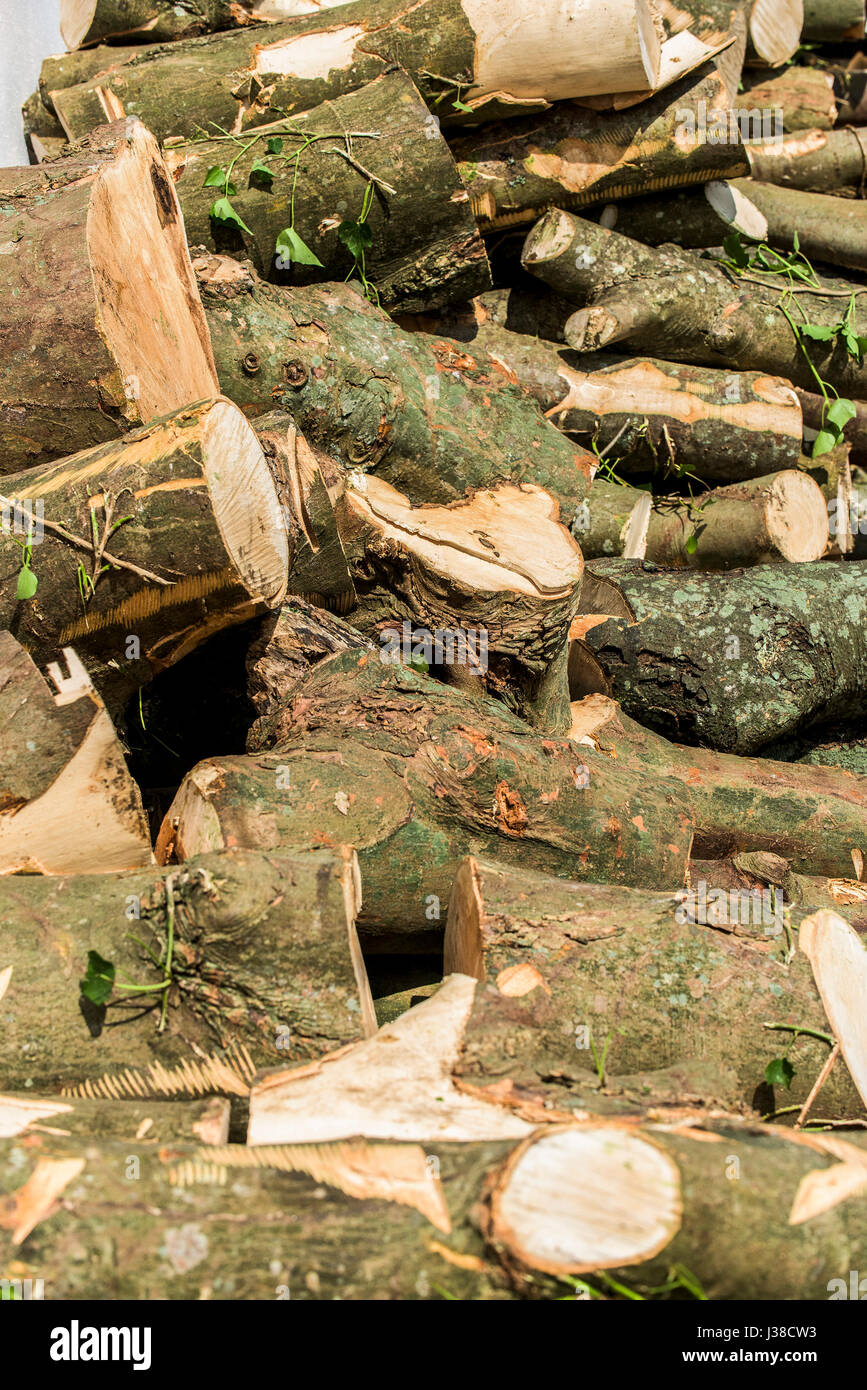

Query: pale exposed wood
<box><xmin>747</xmin><ymin>0</ymin><xmax>804</xmax><ymax>66</ymax></box>
<box><xmin>799</xmin><ymin>911</ymin><xmax>867</xmax><ymax>1111</ymax></box>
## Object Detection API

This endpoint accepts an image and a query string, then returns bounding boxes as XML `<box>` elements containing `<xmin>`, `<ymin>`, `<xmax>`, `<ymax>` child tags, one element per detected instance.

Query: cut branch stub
<box><xmin>0</xmin><ymin>118</ymin><xmax>218</xmax><ymax>474</ymax></box>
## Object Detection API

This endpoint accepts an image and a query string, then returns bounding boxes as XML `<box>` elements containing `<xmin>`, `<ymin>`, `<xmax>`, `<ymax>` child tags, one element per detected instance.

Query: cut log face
<box><xmin>0</xmin><ymin>637</ymin><xmax>152</xmax><ymax>875</ymax></box>
<box><xmin>747</xmin><ymin>0</ymin><xmax>805</xmax><ymax>66</ymax></box>
<box><xmin>799</xmin><ymin>910</ymin><xmax>867</xmax><ymax>1111</ymax></box>
<box><xmin>0</xmin><ymin>398</ymin><xmax>289</xmax><ymax>708</ymax></box>
<box><xmin>0</xmin><ymin>118</ymin><xmax>218</xmax><ymax>474</ymax></box>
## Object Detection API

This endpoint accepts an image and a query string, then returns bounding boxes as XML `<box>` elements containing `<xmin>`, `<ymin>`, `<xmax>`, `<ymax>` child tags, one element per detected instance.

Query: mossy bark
<box><xmin>167</xmin><ymin>71</ymin><xmax>489</xmax><ymax>314</ymax></box>
<box><xmin>0</xmin><ymin>847</ymin><xmax>373</xmax><ymax>1091</ymax></box>
<box><xmin>62</xmin><ymin>0</ymin><xmax>261</xmax><ymax>48</ymax></box>
<box><xmin>197</xmin><ymin>257</ymin><xmax>593</xmax><ymax>521</ymax></box>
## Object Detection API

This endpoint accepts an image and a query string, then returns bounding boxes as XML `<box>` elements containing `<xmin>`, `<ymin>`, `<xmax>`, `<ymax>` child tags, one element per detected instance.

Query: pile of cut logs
<box><xmin>3</xmin><ymin>0</ymin><xmax>867</xmax><ymax>1302</ymax></box>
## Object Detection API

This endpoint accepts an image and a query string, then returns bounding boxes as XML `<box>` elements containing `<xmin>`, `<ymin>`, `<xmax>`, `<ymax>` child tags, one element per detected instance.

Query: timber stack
<box><xmin>3</xmin><ymin>0</ymin><xmax>867</xmax><ymax>1303</ymax></box>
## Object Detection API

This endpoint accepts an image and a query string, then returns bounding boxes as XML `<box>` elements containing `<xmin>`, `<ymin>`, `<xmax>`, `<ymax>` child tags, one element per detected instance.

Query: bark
<box><xmin>833</xmin><ymin>64</ymin><xmax>867</xmax><ymax>124</ymax></box>
<box><xmin>196</xmin><ymin>255</ymin><xmax>594</xmax><ymax>520</ymax></box>
<box><xmin>0</xmin><ymin>1093</ymin><xmax>230</xmax><ymax>1146</ymax></box>
<box><xmin>747</xmin><ymin>125</ymin><xmax>867</xmax><ymax>196</ymax></box>
<box><xmin>802</xmin><ymin>0</ymin><xmax>866</xmax><ymax>40</ymax></box>
<box><xmin>800</xmin><ymin>442</ymin><xmax>859</xmax><ymax>558</ymax></box>
<box><xmin>745</xmin><ymin>0</ymin><xmax>804</xmax><ymax>66</ymax></box>
<box><xmin>761</xmin><ymin>730</ymin><xmax>867</xmax><ymax>778</ymax></box>
<box><xmin>567</xmin><ymin>692</ymin><xmax>867</xmax><ymax>879</ymax></box>
<box><xmin>442</xmin><ymin>857</ymin><xmax>865</xmax><ymax>1119</ymax></box>
<box><xmin>245</xmin><ymin>600</ymin><xmax>372</xmax><ymax>716</ymax></box>
<box><xmin>0</xmin><ymin>119</ymin><xmax>218</xmax><ymax>475</ymax></box>
<box><xmin>40</xmin><ymin>42</ymin><xmax>146</xmax><ymax>115</ymax></box>
<box><xmin>0</xmin><ymin>399</ymin><xmax>288</xmax><ymax>712</ymax></box>
<box><xmin>20</xmin><ymin>92</ymin><xmax>66</xmax><ymax>164</ymax></box>
<box><xmin>165</xmin><ymin>71</ymin><xmax>490</xmax><ymax>314</ymax></box>
<box><xmin>0</xmin><ymin>847</ymin><xmax>374</xmax><ymax>1092</ymax></box>
<box><xmin>49</xmin><ymin>0</ymin><xmax>665</xmax><ymax>146</ymax></box>
<box><xmin>407</xmin><ymin>306</ymin><xmax>805</xmax><ymax>483</ymax></box>
<box><xmin>61</xmin><ymin>0</ymin><xmax>263</xmax><ymax>48</ymax></box>
<box><xmin>451</xmin><ymin>35</ymin><xmax>748</xmax><ymax>232</ymax></box>
<box><xmin>521</xmin><ymin>208</ymin><xmax>867</xmax><ymax>395</ymax></box>
<box><xmin>739</xmin><ymin>65</ymin><xmax>839</xmax><ymax>130</ymax></box>
<box><xmin>0</xmin><ymin>635</ymin><xmax>152</xmax><ymax>876</ymax></box>
<box><xmin>336</xmin><ymin>475</ymin><xmax>584</xmax><ymax>733</ymax></box>
<box><xmin>705</xmin><ymin>178</ymin><xmax>867</xmax><ymax>273</ymax></box>
<box><xmin>577</xmin><ymin>558</ymin><xmax>867</xmax><ymax>755</ymax></box>
<box><xmin>577</xmin><ymin>470</ymin><xmax>828</xmax><ymax>567</ymax></box>
<box><xmin>691</xmin><ymin>852</ymin><xmax>867</xmax><ymax>930</ymax></box>
<box><xmin>155</xmin><ymin>648</ymin><xmax>697</xmax><ymax>940</ymax></box>
<box><xmin>4</xmin><ymin>1113</ymin><xmax>867</xmax><ymax>1299</ymax></box>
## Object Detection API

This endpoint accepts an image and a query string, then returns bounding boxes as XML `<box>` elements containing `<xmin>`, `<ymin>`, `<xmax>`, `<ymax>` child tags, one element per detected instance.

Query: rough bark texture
<box><xmin>0</xmin><ymin>847</ymin><xmax>373</xmax><ymax>1091</ymax></box>
<box><xmin>445</xmin><ymin>857</ymin><xmax>865</xmax><ymax>1119</ymax></box>
<box><xmin>0</xmin><ymin>119</ymin><xmax>218</xmax><ymax>475</ymax></box>
<box><xmin>49</xmin><ymin>0</ymin><xmax>665</xmax><ymax>145</ymax></box>
<box><xmin>20</xmin><ymin>91</ymin><xmax>67</xmax><ymax>164</ymax></box>
<box><xmin>739</xmin><ymin>65</ymin><xmax>839</xmax><ymax>130</ymax></box>
<box><xmin>0</xmin><ymin>1093</ymin><xmax>230</xmax><ymax>1146</ymax></box>
<box><xmin>802</xmin><ymin>0</ymin><xmax>866</xmax><ymax>40</ymax></box>
<box><xmin>156</xmin><ymin>649</ymin><xmax>696</xmax><ymax>940</ymax></box>
<box><xmin>747</xmin><ymin>125</ymin><xmax>867</xmax><ymax>196</ymax></box>
<box><xmin>165</xmin><ymin>71</ymin><xmax>490</xmax><ymax>313</ymax></box>
<box><xmin>408</xmin><ymin>305</ymin><xmax>805</xmax><ymax>483</ymax></box>
<box><xmin>61</xmin><ymin>0</ymin><xmax>263</xmax><ymax>48</ymax></box>
<box><xmin>245</xmin><ymin>599</ymin><xmax>372</xmax><ymax>715</ymax></box>
<box><xmin>521</xmin><ymin>208</ymin><xmax>867</xmax><ymax>395</ymax></box>
<box><xmin>0</xmin><ymin>634</ymin><xmax>152</xmax><ymax>875</ymax></box>
<box><xmin>0</xmin><ymin>400</ymin><xmax>288</xmax><ymax>712</ymax></box>
<box><xmin>577</xmin><ymin>471</ymin><xmax>828</xmax><ymax>567</ymax></box>
<box><xmin>451</xmin><ymin>32</ymin><xmax>748</xmax><ymax>231</ymax></box>
<box><xmin>578</xmin><ymin>559</ymin><xmax>867</xmax><ymax>755</ymax></box>
<box><xmin>196</xmin><ymin>255</ymin><xmax>594</xmax><ymax>521</ymax></box>
<box><xmin>568</xmin><ymin>692</ymin><xmax>867</xmax><ymax>879</ymax></box>
<box><xmin>692</xmin><ymin>851</ymin><xmax>867</xmax><ymax>930</ymax></box>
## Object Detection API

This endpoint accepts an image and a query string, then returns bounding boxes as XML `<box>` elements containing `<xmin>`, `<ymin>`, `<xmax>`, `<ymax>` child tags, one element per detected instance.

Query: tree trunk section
<box><xmin>165</xmin><ymin>71</ymin><xmax>490</xmax><ymax>314</ymax></box>
<box><xmin>245</xmin><ymin>599</ymin><xmax>372</xmax><ymax>717</ymax></box>
<box><xmin>0</xmin><ymin>399</ymin><xmax>288</xmax><ymax>711</ymax></box>
<box><xmin>706</xmin><ymin>178</ymin><xmax>867</xmax><ymax>273</ymax></box>
<box><xmin>0</xmin><ymin>118</ymin><xmax>218</xmax><ymax>475</ymax></box>
<box><xmin>0</xmin><ymin>635</ymin><xmax>152</xmax><ymax>875</ymax></box>
<box><xmin>747</xmin><ymin>125</ymin><xmax>867</xmax><ymax>196</ymax></box>
<box><xmin>0</xmin><ymin>847</ymin><xmax>374</xmax><ymax>1091</ymax></box>
<box><xmin>0</xmin><ymin>1093</ymin><xmax>230</xmax><ymax>1146</ymax></box>
<box><xmin>745</xmin><ymin>0</ymin><xmax>804</xmax><ymax>66</ymax></box>
<box><xmin>196</xmin><ymin>255</ymin><xmax>594</xmax><ymax>522</ymax></box>
<box><xmin>740</xmin><ymin>64</ymin><xmax>839</xmax><ymax>129</ymax></box>
<box><xmin>61</xmin><ymin>0</ymin><xmax>262</xmax><ymax>48</ymax></box>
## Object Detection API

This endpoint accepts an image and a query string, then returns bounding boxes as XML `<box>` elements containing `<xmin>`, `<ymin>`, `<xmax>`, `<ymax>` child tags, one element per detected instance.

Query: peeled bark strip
<box><xmin>156</xmin><ymin>649</ymin><xmax>696</xmax><ymax>938</ymax></box>
<box><xmin>802</xmin><ymin>0</ymin><xmax>866</xmax><ymax>40</ymax></box>
<box><xmin>0</xmin><ymin>847</ymin><xmax>374</xmax><ymax>1091</ymax></box>
<box><xmin>747</xmin><ymin>126</ymin><xmax>867</xmax><ymax>197</ymax></box>
<box><xmin>745</xmin><ymin>0</ymin><xmax>804</xmax><ymax>66</ymax></box>
<box><xmin>409</xmin><ymin>307</ymin><xmax>804</xmax><ymax>482</ymax></box>
<box><xmin>0</xmin><ymin>118</ymin><xmax>218</xmax><ymax>474</ymax></box>
<box><xmin>0</xmin><ymin>637</ymin><xmax>152</xmax><ymax>876</ymax></box>
<box><xmin>61</xmin><ymin>0</ymin><xmax>263</xmax><ymax>47</ymax></box>
<box><xmin>443</xmin><ymin>858</ymin><xmax>865</xmax><ymax>1118</ymax></box>
<box><xmin>578</xmin><ymin>559</ymin><xmax>867</xmax><ymax>755</ymax></box>
<box><xmin>578</xmin><ymin>470</ymin><xmax>828</xmax><ymax>567</ymax></box>
<box><xmin>165</xmin><ymin>71</ymin><xmax>490</xmax><ymax>313</ymax></box>
<box><xmin>568</xmin><ymin>693</ymin><xmax>867</xmax><ymax>878</ymax></box>
<box><xmin>453</xmin><ymin>35</ymin><xmax>748</xmax><ymax>232</ymax></box>
<box><xmin>0</xmin><ymin>400</ymin><xmax>288</xmax><ymax>709</ymax></box>
<box><xmin>197</xmin><ymin>256</ymin><xmax>593</xmax><ymax>519</ymax></box>
<box><xmin>50</xmin><ymin>0</ymin><xmax>665</xmax><ymax>146</ymax></box>
<box><xmin>521</xmin><ymin>208</ymin><xmax>867</xmax><ymax>395</ymax></box>
<box><xmin>338</xmin><ymin>476</ymin><xmax>583</xmax><ymax>732</ymax></box>
<box><xmin>0</xmin><ymin>1093</ymin><xmax>230</xmax><ymax>1146</ymax></box>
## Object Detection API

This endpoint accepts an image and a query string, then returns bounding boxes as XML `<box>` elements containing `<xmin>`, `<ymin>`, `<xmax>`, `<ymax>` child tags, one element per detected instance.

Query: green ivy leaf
<box><xmin>826</xmin><ymin>397</ymin><xmax>857</xmax><ymax>430</ymax></box>
<box><xmin>80</xmin><ymin>950</ymin><xmax>116</xmax><ymax>1006</ymax></box>
<box><xmin>722</xmin><ymin>232</ymin><xmax>749</xmax><ymax>268</ymax></box>
<box><xmin>209</xmin><ymin>196</ymin><xmax>252</xmax><ymax>235</ymax></box>
<box><xmin>812</xmin><ymin>429</ymin><xmax>838</xmax><ymax>459</ymax></box>
<box><xmin>266</xmin><ymin>136</ymin><xmax>283</xmax><ymax>155</ymax></box>
<box><xmin>275</xmin><ymin>226</ymin><xmax>324</xmax><ymax>267</ymax></box>
<box><xmin>249</xmin><ymin>158</ymin><xmax>275</xmax><ymax>186</ymax></box>
<box><xmin>685</xmin><ymin>535</ymin><xmax>699</xmax><ymax>555</ymax></box>
<box><xmin>799</xmin><ymin>322</ymin><xmax>838</xmax><ymax>342</ymax></box>
<box><xmin>16</xmin><ymin>567</ymin><xmax>37</xmax><ymax>600</ymax></box>
<box><xmin>337</xmin><ymin>219</ymin><xmax>374</xmax><ymax>261</ymax></box>
<box><xmin>203</xmin><ymin>164</ymin><xmax>226</xmax><ymax>187</ymax></box>
<box><xmin>452</xmin><ymin>97</ymin><xmax>474</xmax><ymax>113</ymax></box>
<box><xmin>765</xmin><ymin>1056</ymin><xmax>795</xmax><ymax>1089</ymax></box>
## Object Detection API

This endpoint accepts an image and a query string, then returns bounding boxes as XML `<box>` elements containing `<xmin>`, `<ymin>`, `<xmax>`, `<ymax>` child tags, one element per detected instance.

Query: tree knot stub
<box><xmin>495</xmin><ymin>781</ymin><xmax>529</xmax><ymax>837</ymax></box>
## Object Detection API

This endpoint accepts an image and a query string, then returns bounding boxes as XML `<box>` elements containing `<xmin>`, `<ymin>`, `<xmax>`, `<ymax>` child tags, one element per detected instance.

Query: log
<box><xmin>20</xmin><ymin>92</ymin><xmax>67</xmax><ymax>164</ymax></box>
<box><xmin>5</xmin><ymin>1108</ymin><xmax>867</xmax><ymax>1298</ymax></box>
<box><xmin>196</xmin><ymin>255</ymin><xmax>594</xmax><ymax>519</ymax></box>
<box><xmin>407</xmin><ymin>304</ymin><xmax>805</xmax><ymax>482</ymax></box>
<box><xmin>0</xmin><ymin>118</ymin><xmax>219</xmax><ymax>475</ymax></box>
<box><xmin>452</xmin><ymin>32</ymin><xmax>748</xmax><ymax>232</ymax></box>
<box><xmin>60</xmin><ymin>0</ymin><xmax>263</xmax><ymax>48</ymax></box>
<box><xmin>156</xmin><ymin>647</ymin><xmax>697</xmax><ymax>940</ymax></box>
<box><xmin>578</xmin><ymin>470</ymin><xmax>828</xmax><ymax>567</ymax></box>
<box><xmin>763</xmin><ymin>731</ymin><xmax>867</xmax><ymax>779</ymax></box>
<box><xmin>246</xmin><ymin>599</ymin><xmax>372</xmax><ymax>716</ymax></box>
<box><xmin>692</xmin><ymin>852</ymin><xmax>867</xmax><ymax>929</ymax></box>
<box><xmin>441</xmin><ymin>858</ymin><xmax>866</xmax><ymax>1119</ymax></box>
<box><xmin>706</xmin><ymin>179</ymin><xmax>867</xmax><ymax>273</ymax></box>
<box><xmin>745</xmin><ymin>0</ymin><xmax>804</xmax><ymax>66</ymax></box>
<box><xmin>50</xmin><ymin>0</ymin><xmax>666</xmax><ymax>146</ymax></box>
<box><xmin>568</xmin><ymin>692</ymin><xmax>867</xmax><ymax>878</ymax></box>
<box><xmin>337</xmin><ymin>475</ymin><xmax>584</xmax><ymax>732</ymax></box>
<box><xmin>0</xmin><ymin>1093</ymin><xmax>230</xmax><ymax>1146</ymax></box>
<box><xmin>0</xmin><ymin>399</ymin><xmax>289</xmax><ymax>710</ymax></box>
<box><xmin>747</xmin><ymin>126</ymin><xmax>867</xmax><ymax>196</ymax></box>
<box><xmin>577</xmin><ymin>559</ymin><xmax>867</xmax><ymax>754</ymax></box>
<box><xmin>40</xmin><ymin>41</ymin><xmax>146</xmax><ymax>114</ymax></box>
<box><xmin>802</xmin><ymin>0</ymin><xmax>866</xmax><ymax>40</ymax></box>
<box><xmin>0</xmin><ymin>637</ymin><xmax>152</xmax><ymax>876</ymax></box>
<box><xmin>521</xmin><ymin>208</ymin><xmax>867</xmax><ymax>395</ymax></box>
<box><xmin>739</xmin><ymin>65</ymin><xmax>838</xmax><ymax>130</ymax></box>
<box><xmin>164</xmin><ymin>71</ymin><xmax>490</xmax><ymax>314</ymax></box>
<box><xmin>0</xmin><ymin>847</ymin><xmax>374</xmax><ymax>1091</ymax></box>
